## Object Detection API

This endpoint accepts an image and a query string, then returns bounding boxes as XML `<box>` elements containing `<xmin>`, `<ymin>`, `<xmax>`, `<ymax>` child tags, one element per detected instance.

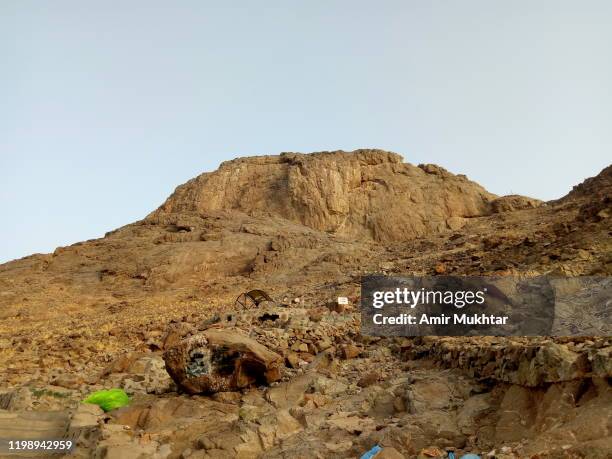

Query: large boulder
<box><xmin>163</xmin><ymin>329</ymin><xmax>283</xmax><ymax>394</ymax></box>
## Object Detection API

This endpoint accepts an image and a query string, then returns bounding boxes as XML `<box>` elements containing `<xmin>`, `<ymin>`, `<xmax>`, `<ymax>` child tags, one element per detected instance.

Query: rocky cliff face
<box><xmin>151</xmin><ymin>149</ymin><xmax>496</xmax><ymax>242</ymax></box>
<box><xmin>563</xmin><ymin>164</ymin><xmax>612</xmax><ymax>201</ymax></box>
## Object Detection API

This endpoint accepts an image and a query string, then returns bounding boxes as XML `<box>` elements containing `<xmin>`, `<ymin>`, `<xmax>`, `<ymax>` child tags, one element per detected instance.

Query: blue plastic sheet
<box><xmin>360</xmin><ymin>445</ymin><xmax>382</xmax><ymax>459</ymax></box>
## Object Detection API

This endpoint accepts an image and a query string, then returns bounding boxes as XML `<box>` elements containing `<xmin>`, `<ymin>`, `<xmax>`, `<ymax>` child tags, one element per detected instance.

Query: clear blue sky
<box><xmin>1</xmin><ymin>1</ymin><xmax>611</xmax><ymax>263</ymax></box>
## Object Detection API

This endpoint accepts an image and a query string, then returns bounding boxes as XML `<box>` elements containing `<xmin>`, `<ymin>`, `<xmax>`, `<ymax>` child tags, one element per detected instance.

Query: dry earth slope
<box><xmin>0</xmin><ymin>150</ymin><xmax>610</xmax><ymax>459</ymax></box>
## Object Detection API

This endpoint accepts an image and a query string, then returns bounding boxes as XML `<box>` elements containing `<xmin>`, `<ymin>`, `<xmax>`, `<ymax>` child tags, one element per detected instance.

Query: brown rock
<box><xmin>418</xmin><ymin>446</ymin><xmax>445</xmax><ymax>458</ymax></box>
<box><xmin>100</xmin><ymin>352</ymin><xmax>145</xmax><ymax>377</ymax></box>
<box><xmin>162</xmin><ymin>322</ymin><xmax>196</xmax><ymax>349</ymax></box>
<box><xmin>257</xmin><ymin>410</ymin><xmax>303</xmax><ymax>449</ymax></box>
<box><xmin>316</xmin><ymin>338</ymin><xmax>333</xmax><ymax>352</ymax></box>
<box><xmin>490</xmin><ymin>195</ymin><xmax>543</xmax><ymax>213</ymax></box>
<box><xmin>340</xmin><ymin>344</ymin><xmax>361</xmax><ymax>359</ymax></box>
<box><xmin>163</xmin><ymin>329</ymin><xmax>283</xmax><ymax>394</ymax></box>
<box><xmin>358</xmin><ymin>371</ymin><xmax>380</xmax><ymax>388</ymax></box>
<box><xmin>49</xmin><ymin>374</ymin><xmax>83</xmax><ymax>389</ymax></box>
<box><xmin>495</xmin><ymin>385</ymin><xmax>536</xmax><ymax>443</ymax></box>
<box><xmin>327</xmin><ymin>413</ymin><xmax>376</xmax><ymax>435</ymax></box>
<box><xmin>302</xmin><ymin>393</ymin><xmax>328</xmax><ymax>408</ymax></box>
<box><xmin>285</xmin><ymin>352</ymin><xmax>301</xmax><ymax>369</ymax></box>
<box><xmin>375</xmin><ymin>447</ymin><xmax>406</xmax><ymax>459</ymax></box>
<box><xmin>211</xmin><ymin>391</ymin><xmax>241</xmax><ymax>404</ymax></box>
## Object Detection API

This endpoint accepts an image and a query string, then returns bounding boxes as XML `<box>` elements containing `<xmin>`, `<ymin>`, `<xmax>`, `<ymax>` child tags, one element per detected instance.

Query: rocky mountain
<box><xmin>0</xmin><ymin>150</ymin><xmax>610</xmax><ymax>459</ymax></box>
<box><xmin>152</xmin><ymin>150</ymin><xmax>496</xmax><ymax>242</ymax></box>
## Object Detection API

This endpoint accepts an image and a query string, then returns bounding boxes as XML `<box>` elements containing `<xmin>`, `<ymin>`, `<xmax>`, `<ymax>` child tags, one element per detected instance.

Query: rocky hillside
<box><xmin>0</xmin><ymin>150</ymin><xmax>610</xmax><ymax>459</ymax></box>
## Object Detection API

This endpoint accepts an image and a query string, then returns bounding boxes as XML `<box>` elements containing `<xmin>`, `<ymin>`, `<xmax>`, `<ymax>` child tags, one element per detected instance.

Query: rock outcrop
<box><xmin>403</xmin><ymin>337</ymin><xmax>610</xmax><ymax>386</ymax></box>
<box><xmin>150</xmin><ymin>149</ymin><xmax>496</xmax><ymax>242</ymax></box>
<box><xmin>490</xmin><ymin>194</ymin><xmax>543</xmax><ymax>213</ymax></box>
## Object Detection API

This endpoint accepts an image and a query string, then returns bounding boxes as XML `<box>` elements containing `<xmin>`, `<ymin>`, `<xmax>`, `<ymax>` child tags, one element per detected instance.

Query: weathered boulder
<box><xmin>122</xmin><ymin>356</ymin><xmax>176</xmax><ymax>395</ymax></box>
<box><xmin>163</xmin><ymin>329</ymin><xmax>283</xmax><ymax>394</ymax></box>
<box><xmin>490</xmin><ymin>194</ymin><xmax>542</xmax><ymax>213</ymax></box>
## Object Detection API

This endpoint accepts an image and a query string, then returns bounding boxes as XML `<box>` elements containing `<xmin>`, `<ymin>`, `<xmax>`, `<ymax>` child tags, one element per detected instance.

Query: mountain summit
<box><xmin>151</xmin><ymin>149</ymin><xmax>496</xmax><ymax>242</ymax></box>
